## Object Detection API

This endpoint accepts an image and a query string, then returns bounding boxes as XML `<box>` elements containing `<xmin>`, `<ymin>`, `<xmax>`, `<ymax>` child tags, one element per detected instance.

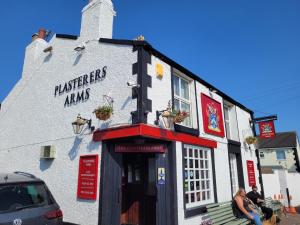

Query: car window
<box><xmin>0</xmin><ymin>183</ymin><xmax>51</xmax><ymax>213</ymax></box>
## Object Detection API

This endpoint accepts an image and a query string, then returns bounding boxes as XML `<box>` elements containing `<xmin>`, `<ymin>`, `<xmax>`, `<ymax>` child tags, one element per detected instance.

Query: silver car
<box><xmin>0</xmin><ymin>172</ymin><xmax>63</xmax><ymax>225</ymax></box>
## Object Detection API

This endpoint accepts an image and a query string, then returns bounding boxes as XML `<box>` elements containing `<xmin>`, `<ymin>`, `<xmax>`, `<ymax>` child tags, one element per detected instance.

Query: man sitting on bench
<box><xmin>247</xmin><ymin>185</ymin><xmax>273</xmax><ymax>220</ymax></box>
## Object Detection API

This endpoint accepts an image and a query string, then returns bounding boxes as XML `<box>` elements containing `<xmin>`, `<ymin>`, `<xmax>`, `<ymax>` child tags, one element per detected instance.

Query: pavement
<box><xmin>279</xmin><ymin>213</ymin><xmax>300</xmax><ymax>225</ymax></box>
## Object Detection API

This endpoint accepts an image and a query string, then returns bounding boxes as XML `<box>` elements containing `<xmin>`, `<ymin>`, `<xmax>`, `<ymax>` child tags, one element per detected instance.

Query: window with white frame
<box><xmin>173</xmin><ymin>74</ymin><xmax>191</xmax><ymax>127</ymax></box>
<box><xmin>259</xmin><ymin>151</ymin><xmax>265</xmax><ymax>158</ymax></box>
<box><xmin>183</xmin><ymin>145</ymin><xmax>214</xmax><ymax>208</ymax></box>
<box><xmin>223</xmin><ymin>105</ymin><xmax>231</xmax><ymax>139</ymax></box>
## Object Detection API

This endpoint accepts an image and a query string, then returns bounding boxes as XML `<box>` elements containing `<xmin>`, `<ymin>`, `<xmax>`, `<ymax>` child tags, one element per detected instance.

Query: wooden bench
<box><xmin>206</xmin><ymin>201</ymin><xmax>251</xmax><ymax>225</ymax></box>
<box><xmin>263</xmin><ymin>197</ymin><xmax>282</xmax><ymax>216</ymax></box>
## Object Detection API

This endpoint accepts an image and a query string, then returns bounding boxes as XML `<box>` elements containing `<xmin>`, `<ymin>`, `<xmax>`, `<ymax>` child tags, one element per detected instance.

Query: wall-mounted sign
<box><xmin>77</xmin><ymin>155</ymin><xmax>99</xmax><ymax>200</ymax></box>
<box><xmin>54</xmin><ymin>66</ymin><xmax>107</xmax><ymax>107</ymax></box>
<box><xmin>157</xmin><ymin>167</ymin><xmax>165</xmax><ymax>185</ymax></box>
<box><xmin>246</xmin><ymin>160</ymin><xmax>256</xmax><ymax>186</ymax></box>
<box><xmin>115</xmin><ymin>144</ymin><xmax>167</xmax><ymax>153</ymax></box>
<box><xmin>201</xmin><ymin>94</ymin><xmax>225</xmax><ymax>137</ymax></box>
<box><xmin>258</xmin><ymin>121</ymin><xmax>276</xmax><ymax>138</ymax></box>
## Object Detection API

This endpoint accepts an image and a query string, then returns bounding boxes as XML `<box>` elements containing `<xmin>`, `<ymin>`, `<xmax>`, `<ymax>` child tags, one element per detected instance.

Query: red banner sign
<box><xmin>259</xmin><ymin>121</ymin><xmax>276</xmax><ymax>138</ymax></box>
<box><xmin>201</xmin><ymin>94</ymin><xmax>225</xmax><ymax>137</ymax></box>
<box><xmin>246</xmin><ymin>160</ymin><xmax>256</xmax><ymax>186</ymax></box>
<box><xmin>77</xmin><ymin>155</ymin><xmax>99</xmax><ymax>200</ymax></box>
<box><xmin>115</xmin><ymin>144</ymin><xmax>167</xmax><ymax>153</ymax></box>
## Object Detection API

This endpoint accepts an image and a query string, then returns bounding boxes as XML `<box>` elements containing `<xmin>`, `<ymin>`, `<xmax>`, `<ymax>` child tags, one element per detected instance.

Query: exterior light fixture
<box><xmin>209</xmin><ymin>88</ymin><xmax>217</xmax><ymax>93</ymax></box>
<box><xmin>72</xmin><ymin>114</ymin><xmax>95</xmax><ymax>135</ymax></box>
<box><xmin>74</xmin><ymin>44</ymin><xmax>86</xmax><ymax>52</ymax></box>
<box><xmin>43</xmin><ymin>46</ymin><xmax>53</xmax><ymax>53</ymax></box>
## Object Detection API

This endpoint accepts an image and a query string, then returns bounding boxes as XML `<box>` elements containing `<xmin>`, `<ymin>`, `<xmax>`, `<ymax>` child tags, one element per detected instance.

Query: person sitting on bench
<box><xmin>233</xmin><ymin>188</ymin><xmax>263</xmax><ymax>225</ymax></box>
<box><xmin>247</xmin><ymin>185</ymin><xmax>273</xmax><ymax>220</ymax></box>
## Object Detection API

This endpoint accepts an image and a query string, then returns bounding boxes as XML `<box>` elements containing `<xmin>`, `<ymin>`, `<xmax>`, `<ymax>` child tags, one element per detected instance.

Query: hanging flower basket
<box><xmin>245</xmin><ymin>136</ymin><xmax>257</xmax><ymax>145</ymax></box>
<box><xmin>174</xmin><ymin>111</ymin><xmax>189</xmax><ymax>123</ymax></box>
<box><xmin>93</xmin><ymin>105</ymin><xmax>113</xmax><ymax>121</ymax></box>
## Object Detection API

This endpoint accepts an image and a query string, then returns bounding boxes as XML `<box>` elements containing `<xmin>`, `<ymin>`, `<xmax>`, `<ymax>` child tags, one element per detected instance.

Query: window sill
<box><xmin>174</xmin><ymin>124</ymin><xmax>199</xmax><ymax>136</ymax></box>
<box><xmin>184</xmin><ymin>205</ymin><xmax>208</xmax><ymax>218</ymax></box>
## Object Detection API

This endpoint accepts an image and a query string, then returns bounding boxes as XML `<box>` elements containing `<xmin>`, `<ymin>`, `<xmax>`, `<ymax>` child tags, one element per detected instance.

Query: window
<box><xmin>229</xmin><ymin>153</ymin><xmax>239</xmax><ymax>195</ymax></box>
<box><xmin>173</xmin><ymin>75</ymin><xmax>191</xmax><ymax>127</ymax></box>
<box><xmin>0</xmin><ymin>183</ymin><xmax>52</xmax><ymax>213</ymax></box>
<box><xmin>183</xmin><ymin>145</ymin><xmax>213</xmax><ymax>209</ymax></box>
<box><xmin>223</xmin><ymin>105</ymin><xmax>231</xmax><ymax>139</ymax></box>
<box><xmin>276</xmin><ymin>150</ymin><xmax>286</xmax><ymax>160</ymax></box>
<box><xmin>259</xmin><ymin>151</ymin><xmax>265</xmax><ymax>158</ymax></box>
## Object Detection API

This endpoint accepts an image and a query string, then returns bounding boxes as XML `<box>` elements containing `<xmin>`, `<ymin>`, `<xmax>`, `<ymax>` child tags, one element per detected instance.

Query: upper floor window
<box><xmin>276</xmin><ymin>150</ymin><xmax>286</xmax><ymax>160</ymax></box>
<box><xmin>173</xmin><ymin>74</ymin><xmax>191</xmax><ymax>127</ymax></box>
<box><xmin>223</xmin><ymin>102</ymin><xmax>239</xmax><ymax>141</ymax></box>
<box><xmin>223</xmin><ymin>105</ymin><xmax>231</xmax><ymax>139</ymax></box>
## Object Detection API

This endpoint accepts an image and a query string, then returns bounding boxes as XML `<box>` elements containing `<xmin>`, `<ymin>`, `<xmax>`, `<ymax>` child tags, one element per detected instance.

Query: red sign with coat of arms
<box><xmin>258</xmin><ymin>121</ymin><xmax>276</xmax><ymax>138</ymax></box>
<box><xmin>201</xmin><ymin>94</ymin><xmax>225</xmax><ymax>137</ymax></box>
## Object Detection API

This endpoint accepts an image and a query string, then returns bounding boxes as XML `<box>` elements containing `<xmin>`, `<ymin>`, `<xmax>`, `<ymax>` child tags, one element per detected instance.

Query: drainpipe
<box><xmin>250</xmin><ymin>112</ymin><xmax>265</xmax><ymax>198</ymax></box>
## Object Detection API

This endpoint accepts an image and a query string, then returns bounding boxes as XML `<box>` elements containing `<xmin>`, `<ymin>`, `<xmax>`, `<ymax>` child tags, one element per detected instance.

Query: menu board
<box><xmin>246</xmin><ymin>160</ymin><xmax>256</xmax><ymax>186</ymax></box>
<box><xmin>77</xmin><ymin>155</ymin><xmax>99</xmax><ymax>200</ymax></box>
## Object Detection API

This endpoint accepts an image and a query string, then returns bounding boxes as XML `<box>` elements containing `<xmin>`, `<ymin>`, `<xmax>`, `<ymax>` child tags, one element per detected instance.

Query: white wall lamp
<box><xmin>74</xmin><ymin>43</ymin><xmax>86</xmax><ymax>52</ymax></box>
<box><xmin>72</xmin><ymin>114</ymin><xmax>95</xmax><ymax>135</ymax></box>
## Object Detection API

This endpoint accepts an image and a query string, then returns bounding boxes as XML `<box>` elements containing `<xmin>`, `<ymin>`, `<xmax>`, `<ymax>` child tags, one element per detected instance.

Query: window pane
<box><xmin>0</xmin><ymin>183</ymin><xmax>51</xmax><ymax>213</ymax></box>
<box><xmin>180</xmin><ymin>79</ymin><xmax>189</xmax><ymax>100</ymax></box>
<box><xmin>173</xmin><ymin>76</ymin><xmax>180</xmax><ymax>96</ymax></box>
<box><xmin>174</xmin><ymin>98</ymin><xmax>180</xmax><ymax>111</ymax></box>
<box><xmin>276</xmin><ymin>150</ymin><xmax>286</xmax><ymax>160</ymax></box>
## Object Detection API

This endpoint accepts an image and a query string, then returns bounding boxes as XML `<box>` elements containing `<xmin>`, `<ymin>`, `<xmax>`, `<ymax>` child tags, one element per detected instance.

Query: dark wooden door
<box><xmin>120</xmin><ymin>154</ymin><xmax>156</xmax><ymax>225</ymax></box>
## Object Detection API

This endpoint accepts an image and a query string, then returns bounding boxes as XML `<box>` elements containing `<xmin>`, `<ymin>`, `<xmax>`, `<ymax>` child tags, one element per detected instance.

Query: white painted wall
<box><xmin>235</xmin><ymin>106</ymin><xmax>260</xmax><ymax>193</ymax></box>
<box><xmin>262</xmin><ymin>170</ymin><xmax>300</xmax><ymax>207</ymax></box>
<box><xmin>147</xmin><ymin>55</ymin><xmax>172</xmax><ymax>126</ymax></box>
<box><xmin>0</xmin><ymin>35</ymin><xmax>137</xmax><ymax>225</ymax></box>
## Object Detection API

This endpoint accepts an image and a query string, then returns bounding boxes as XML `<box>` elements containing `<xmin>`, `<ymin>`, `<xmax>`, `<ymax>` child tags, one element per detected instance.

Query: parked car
<box><xmin>0</xmin><ymin>171</ymin><xmax>63</xmax><ymax>225</ymax></box>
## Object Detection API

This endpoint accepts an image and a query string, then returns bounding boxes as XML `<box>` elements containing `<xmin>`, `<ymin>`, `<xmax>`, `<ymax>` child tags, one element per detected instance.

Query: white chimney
<box><xmin>80</xmin><ymin>0</ymin><xmax>116</xmax><ymax>41</ymax></box>
<box><xmin>22</xmin><ymin>29</ymin><xmax>48</xmax><ymax>80</ymax></box>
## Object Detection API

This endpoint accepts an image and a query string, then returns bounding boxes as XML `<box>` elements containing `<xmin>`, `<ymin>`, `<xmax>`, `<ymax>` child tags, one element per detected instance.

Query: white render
<box><xmin>80</xmin><ymin>0</ymin><xmax>116</xmax><ymax>40</ymax></box>
<box><xmin>0</xmin><ymin>5</ymin><xmax>137</xmax><ymax>223</ymax></box>
<box><xmin>0</xmin><ymin>1</ymin><xmax>263</xmax><ymax>224</ymax></box>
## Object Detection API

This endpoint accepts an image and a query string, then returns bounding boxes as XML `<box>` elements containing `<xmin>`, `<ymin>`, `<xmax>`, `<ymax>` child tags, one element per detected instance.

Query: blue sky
<box><xmin>0</xmin><ymin>0</ymin><xmax>299</xmax><ymax>136</ymax></box>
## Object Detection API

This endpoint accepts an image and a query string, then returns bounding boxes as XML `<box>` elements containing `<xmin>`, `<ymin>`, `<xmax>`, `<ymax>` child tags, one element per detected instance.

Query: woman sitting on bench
<box><xmin>233</xmin><ymin>188</ymin><xmax>263</xmax><ymax>225</ymax></box>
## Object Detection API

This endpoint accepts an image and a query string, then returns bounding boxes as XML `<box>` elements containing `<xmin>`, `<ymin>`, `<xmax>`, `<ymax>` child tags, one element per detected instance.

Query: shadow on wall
<box><xmin>69</xmin><ymin>136</ymin><xmax>83</xmax><ymax>161</ymax></box>
<box><xmin>87</xmin><ymin>140</ymin><xmax>101</xmax><ymax>152</ymax></box>
<box><xmin>40</xmin><ymin>159</ymin><xmax>54</xmax><ymax>171</ymax></box>
<box><xmin>43</xmin><ymin>53</ymin><xmax>53</xmax><ymax>63</ymax></box>
<box><xmin>73</xmin><ymin>53</ymin><xmax>83</xmax><ymax>66</ymax></box>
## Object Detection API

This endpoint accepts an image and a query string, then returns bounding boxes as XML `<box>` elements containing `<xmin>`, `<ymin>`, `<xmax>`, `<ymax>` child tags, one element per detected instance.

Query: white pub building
<box><xmin>0</xmin><ymin>0</ymin><xmax>262</xmax><ymax>225</ymax></box>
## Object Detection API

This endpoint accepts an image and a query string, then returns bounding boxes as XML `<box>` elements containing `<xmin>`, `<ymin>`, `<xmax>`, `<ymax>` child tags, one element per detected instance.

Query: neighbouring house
<box><xmin>257</xmin><ymin>131</ymin><xmax>300</xmax><ymax>207</ymax></box>
<box><xmin>0</xmin><ymin>0</ymin><xmax>262</xmax><ymax>225</ymax></box>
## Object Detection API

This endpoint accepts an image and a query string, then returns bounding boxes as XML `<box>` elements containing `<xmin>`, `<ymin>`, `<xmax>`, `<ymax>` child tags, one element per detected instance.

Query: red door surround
<box><xmin>93</xmin><ymin>123</ymin><xmax>217</xmax><ymax>149</ymax></box>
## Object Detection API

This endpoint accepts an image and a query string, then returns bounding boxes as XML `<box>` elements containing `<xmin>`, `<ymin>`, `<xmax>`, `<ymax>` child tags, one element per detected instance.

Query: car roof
<box><xmin>0</xmin><ymin>172</ymin><xmax>42</xmax><ymax>184</ymax></box>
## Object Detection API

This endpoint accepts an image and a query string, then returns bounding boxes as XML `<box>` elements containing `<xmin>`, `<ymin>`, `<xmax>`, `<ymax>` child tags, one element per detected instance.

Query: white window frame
<box><xmin>229</xmin><ymin>153</ymin><xmax>239</xmax><ymax>196</ymax></box>
<box><xmin>223</xmin><ymin>104</ymin><xmax>231</xmax><ymax>139</ymax></box>
<box><xmin>173</xmin><ymin>74</ymin><xmax>192</xmax><ymax>127</ymax></box>
<box><xmin>183</xmin><ymin>144</ymin><xmax>214</xmax><ymax>209</ymax></box>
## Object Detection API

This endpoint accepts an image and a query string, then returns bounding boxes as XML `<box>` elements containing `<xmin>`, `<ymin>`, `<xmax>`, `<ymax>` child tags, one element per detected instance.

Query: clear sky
<box><xmin>0</xmin><ymin>0</ymin><xmax>299</xmax><ymax>136</ymax></box>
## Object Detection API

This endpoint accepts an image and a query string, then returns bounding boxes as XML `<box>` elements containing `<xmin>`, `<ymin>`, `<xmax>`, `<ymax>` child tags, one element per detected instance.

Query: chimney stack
<box><xmin>80</xmin><ymin>0</ymin><xmax>115</xmax><ymax>40</ymax></box>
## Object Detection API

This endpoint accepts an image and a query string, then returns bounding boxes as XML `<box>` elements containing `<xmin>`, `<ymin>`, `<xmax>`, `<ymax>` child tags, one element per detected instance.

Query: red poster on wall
<box><xmin>258</xmin><ymin>121</ymin><xmax>276</xmax><ymax>138</ymax></box>
<box><xmin>201</xmin><ymin>94</ymin><xmax>225</xmax><ymax>137</ymax></box>
<box><xmin>246</xmin><ymin>160</ymin><xmax>256</xmax><ymax>186</ymax></box>
<box><xmin>77</xmin><ymin>155</ymin><xmax>99</xmax><ymax>200</ymax></box>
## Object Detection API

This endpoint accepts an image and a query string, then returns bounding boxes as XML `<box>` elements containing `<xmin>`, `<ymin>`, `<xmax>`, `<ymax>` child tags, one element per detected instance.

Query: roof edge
<box><xmin>99</xmin><ymin>38</ymin><xmax>253</xmax><ymax>114</ymax></box>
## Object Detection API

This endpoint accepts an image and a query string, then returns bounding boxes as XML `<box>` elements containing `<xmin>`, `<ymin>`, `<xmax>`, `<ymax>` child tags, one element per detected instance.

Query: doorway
<box><xmin>120</xmin><ymin>154</ymin><xmax>156</xmax><ymax>225</ymax></box>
